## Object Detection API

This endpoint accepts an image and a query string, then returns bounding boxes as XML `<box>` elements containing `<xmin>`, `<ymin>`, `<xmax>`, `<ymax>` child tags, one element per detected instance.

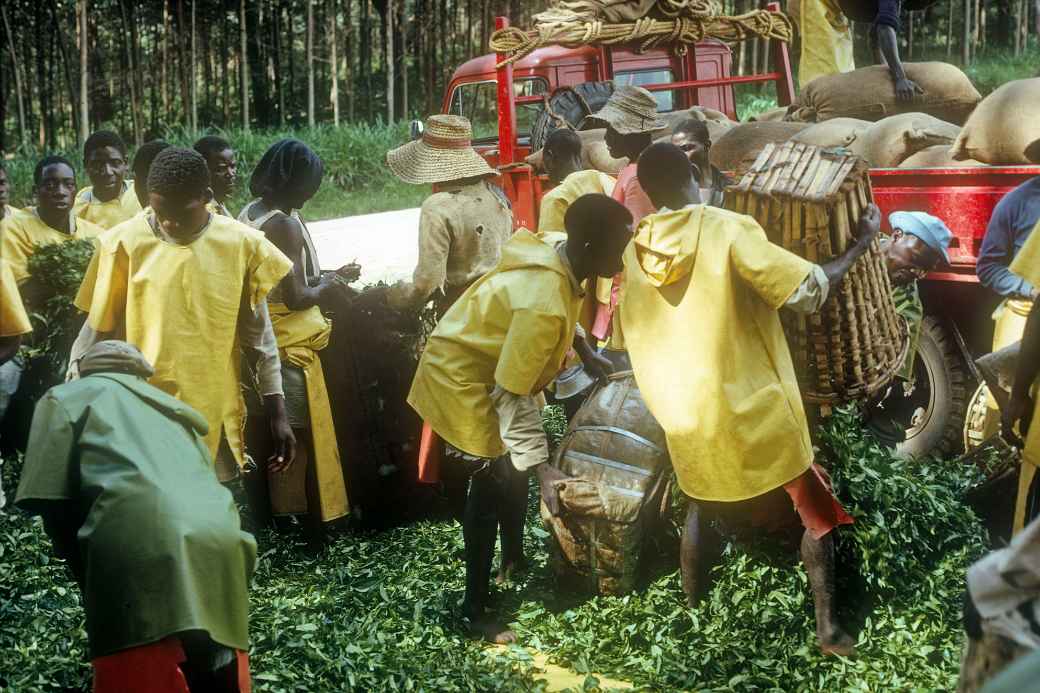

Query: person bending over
<box><xmin>622</xmin><ymin>142</ymin><xmax>880</xmax><ymax>656</ymax></box>
<box><xmin>73</xmin><ymin>130</ymin><xmax>142</xmax><ymax>229</ymax></box>
<box><xmin>407</xmin><ymin>194</ymin><xmax>633</xmax><ymax>643</ymax></box>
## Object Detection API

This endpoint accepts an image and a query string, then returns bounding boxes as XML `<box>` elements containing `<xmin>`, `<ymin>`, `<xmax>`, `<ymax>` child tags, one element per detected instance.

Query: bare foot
<box><xmin>819</xmin><ymin>629</ymin><xmax>856</xmax><ymax>657</ymax></box>
<box><xmin>468</xmin><ymin>618</ymin><xmax>518</xmax><ymax>644</ymax></box>
<box><xmin>495</xmin><ymin>558</ymin><xmax>529</xmax><ymax>584</ymax></box>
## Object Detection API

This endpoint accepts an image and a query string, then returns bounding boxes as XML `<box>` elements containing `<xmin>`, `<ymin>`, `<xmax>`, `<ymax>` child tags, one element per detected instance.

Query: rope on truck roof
<box><xmin>488</xmin><ymin>3</ymin><xmax>793</xmax><ymax>68</ymax></box>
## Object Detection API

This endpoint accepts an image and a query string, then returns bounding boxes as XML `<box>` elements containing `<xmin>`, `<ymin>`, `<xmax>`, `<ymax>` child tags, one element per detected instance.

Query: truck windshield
<box><xmin>449</xmin><ymin>78</ymin><xmax>549</xmax><ymax>142</ymax></box>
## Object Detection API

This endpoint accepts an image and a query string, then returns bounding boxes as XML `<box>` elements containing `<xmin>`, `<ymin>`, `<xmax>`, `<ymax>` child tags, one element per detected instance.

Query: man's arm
<box><xmin>1003</xmin><ymin>301</ymin><xmax>1040</xmax><ymax>446</ymax></box>
<box><xmin>238</xmin><ymin>298</ymin><xmax>296</xmax><ymax>470</ymax></box>
<box><xmin>263</xmin><ymin>215</ymin><xmax>357</xmax><ymax>312</ymax></box>
<box><xmin>388</xmin><ymin>205</ymin><xmax>451</xmax><ymax>312</ymax></box>
<box><xmin>872</xmin><ymin>0</ymin><xmax>922</xmax><ymax>103</ymax></box>
<box><xmin>977</xmin><ymin>206</ymin><xmax>1037</xmax><ymax>299</ymax></box>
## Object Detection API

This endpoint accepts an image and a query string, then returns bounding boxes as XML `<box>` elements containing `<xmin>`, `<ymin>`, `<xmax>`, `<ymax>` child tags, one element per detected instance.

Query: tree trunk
<box><xmin>906</xmin><ymin>10</ymin><xmax>914</xmax><ymax>60</ymax></box>
<box><xmin>119</xmin><ymin>0</ymin><xmax>143</xmax><ymax>145</ymax></box>
<box><xmin>78</xmin><ymin>0</ymin><xmax>89</xmax><ymax>143</ymax></box>
<box><xmin>307</xmin><ymin>0</ymin><xmax>316</xmax><ymax>127</ymax></box>
<box><xmin>162</xmin><ymin>1</ymin><xmax>170</xmax><ymax>120</ymax></box>
<box><xmin>191</xmin><ymin>0</ymin><xmax>198</xmax><ymax>131</ymax></box>
<box><xmin>274</xmin><ymin>0</ymin><xmax>285</xmax><ymax>124</ymax></box>
<box><xmin>962</xmin><ymin>0</ymin><xmax>971</xmax><ymax>66</ymax></box>
<box><xmin>329</xmin><ymin>0</ymin><xmax>340</xmax><ymax>126</ymax></box>
<box><xmin>222</xmin><ymin>5</ymin><xmax>231</xmax><ymax>125</ymax></box>
<box><xmin>50</xmin><ymin>3</ymin><xmax>80</xmax><ymax>140</ymax></box>
<box><xmin>288</xmin><ymin>1</ymin><xmax>297</xmax><ymax>122</ymax></box>
<box><xmin>386</xmin><ymin>0</ymin><xmax>395</xmax><ymax>122</ymax></box>
<box><xmin>346</xmin><ymin>0</ymin><xmax>355</xmax><ymax>121</ymax></box>
<box><xmin>362</xmin><ymin>0</ymin><xmax>371</xmax><ymax>120</ymax></box>
<box><xmin>946</xmin><ymin>0</ymin><xmax>954</xmax><ymax>57</ymax></box>
<box><xmin>399</xmin><ymin>2</ymin><xmax>407</xmax><ymax>120</ymax></box>
<box><xmin>241</xmin><ymin>0</ymin><xmax>250</xmax><ymax>130</ymax></box>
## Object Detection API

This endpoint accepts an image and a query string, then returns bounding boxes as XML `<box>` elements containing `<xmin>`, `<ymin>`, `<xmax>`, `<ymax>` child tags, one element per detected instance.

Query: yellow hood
<box><xmin>630</xmin><ymin>207</ymin><xmax>703</xmax><ymax>287</ymax></box>
<box><xmin>501</xmin><ymin>229</ymin><xmax>568</xmax><ymax>277</ymax></box>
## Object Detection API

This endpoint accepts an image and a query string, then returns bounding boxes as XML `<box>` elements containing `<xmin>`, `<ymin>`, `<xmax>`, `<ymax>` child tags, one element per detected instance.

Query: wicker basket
<box><xmin>725</xmin><ymin>141</ymin><xmax>909</xmax><ymax>405</ymax></box>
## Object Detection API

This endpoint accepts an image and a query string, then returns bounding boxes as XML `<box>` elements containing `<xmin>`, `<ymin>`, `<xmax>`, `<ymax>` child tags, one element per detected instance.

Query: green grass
<box><xmin>1</xmin><ymin>408</ymin><xmax>988</xmax><ymax>691</ymax></box>
<box><xmin>4</xmin><ymin>123</ymin><xmax>427</xmax><ymax>222</ymax></box>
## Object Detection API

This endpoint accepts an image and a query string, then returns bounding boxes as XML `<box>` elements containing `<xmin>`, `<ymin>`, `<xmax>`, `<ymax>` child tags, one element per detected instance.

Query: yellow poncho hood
<box><xmin>629</xmin><ymin>207</ymin><xmax>703</xmax><ymax>287</ymax></box>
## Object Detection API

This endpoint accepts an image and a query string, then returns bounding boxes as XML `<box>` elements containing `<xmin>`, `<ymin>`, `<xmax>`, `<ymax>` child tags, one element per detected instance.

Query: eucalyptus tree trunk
<box><xmin>330</xmin><ymin>0</ymin><xmax>340</xmax><ymax>126</ymax></box>
<box><xmin>241</xmin><ymin>0</ymin><xmax>250</xmax><ymax>130</ymax></box>
<box><xmin>79</xmin><ymin>0</ymin><xmax>89</xmax><ymax>143</ymax></box>
<box><xmin>1</xmin><ymin>3</ymin><xmax>28</xmax><ymax>147</ymax></box>
<box><xmin>307</xmin><ymin>0</ymin><xmax>316</xmax><ymax>127</ymax></box>
<box><xmin>386</xmin><ymin>0</ymin><xmax>395</xmax><ymax>123</ymax></box>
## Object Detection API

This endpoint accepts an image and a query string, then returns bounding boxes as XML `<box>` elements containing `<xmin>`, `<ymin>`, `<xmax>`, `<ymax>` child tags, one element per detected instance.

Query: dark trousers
<box><xmin>460</xmin><ymin>455</ymin><xmax>528</xmax><ymax>619</ymax></box>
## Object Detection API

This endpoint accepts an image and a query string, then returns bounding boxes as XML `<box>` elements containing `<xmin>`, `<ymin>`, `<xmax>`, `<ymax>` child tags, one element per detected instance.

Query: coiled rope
<box><xmin>489</xmin><ymin>7</ymin><xmax>793</xmax><ymax>68</ymax></box>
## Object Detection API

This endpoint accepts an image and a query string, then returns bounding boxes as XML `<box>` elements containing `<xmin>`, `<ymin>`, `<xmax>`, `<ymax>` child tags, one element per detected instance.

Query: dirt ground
<box><xmin>309</xmin><ymin>207</ymin><xmax>421</xmax><ymax>285</ymax></box>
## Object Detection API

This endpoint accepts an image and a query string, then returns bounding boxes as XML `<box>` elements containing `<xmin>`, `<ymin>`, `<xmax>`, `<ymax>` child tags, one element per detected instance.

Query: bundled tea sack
<box><xmin>850</xmin><ymin>112</ymin><xmax>962</xmax><ymax>168</ymax></box>
<box><xmin>899</xmin><ymin>144</ymin><xmax>983</xmax><ymax>168</ymax></box>
<box><xmin>952</xmin><ymin>78</ymin><xmax>1040</xmax><ymax>166</ymax></box>
<box><xmin>790</xmin><ymin>118</ymin><xmax>871</xmax><ymax>149</ymax></box>
<box><xmin>709</xmin><ymin>121</ymin><xmax>809</xmax><ymax>174</ymax></box>
<box><xmin>790</xmin><ymin>62</ymin><xmax>981</xmax><ymax>125</ymax></box>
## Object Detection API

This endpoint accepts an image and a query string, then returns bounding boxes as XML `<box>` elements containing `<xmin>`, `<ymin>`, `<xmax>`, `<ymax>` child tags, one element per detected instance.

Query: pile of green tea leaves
<box><xmin>1</xmin><ymin>408</ymin><xmax>989</xmax><ymax>691</ymax></box>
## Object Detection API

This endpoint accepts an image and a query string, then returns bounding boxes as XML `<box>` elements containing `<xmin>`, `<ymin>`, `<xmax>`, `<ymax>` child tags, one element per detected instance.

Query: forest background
<box><xmin>1</xmin><ymin>0</ymin><xmax>1039</xmax><ymax>218</ymax></box>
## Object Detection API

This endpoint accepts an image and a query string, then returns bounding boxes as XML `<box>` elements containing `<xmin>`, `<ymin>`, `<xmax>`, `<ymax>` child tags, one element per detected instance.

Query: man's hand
<box><xmin>264</xmin><ymin>394</ymin><xmax>297</xmax><ymax>473</ymax></box>
<box><xmin>856</xmin><ymin>204</ymin><xmax>881</xmax><ymax>249</ymax></box>
<box><xmin>317</xmin><ymin>272</ymin><xmax>356</xmax><ymax>306</ymax></box>
<box><xmin>335</xmin><ymin>262</ymin><xmax>362</xmax><ymax>283</ymax></box>
<box><xmin>1003</xmin><ymin>391</ymin><xmax>1034</xmax><ymax>449</ymax></box>
<box><xmin>574</xmin><ymin>334</ymin><xmax>613</xmax><ymax>384</ymax></box>
<box><xmin>893</xmin><ymin>77</ymin><xmax>924</xmax><ymax>102</ymax></box>
<box><xmin>537</xmin><ymin>464</ymin><xmax>568</xmax><ymax>516</ymax></box>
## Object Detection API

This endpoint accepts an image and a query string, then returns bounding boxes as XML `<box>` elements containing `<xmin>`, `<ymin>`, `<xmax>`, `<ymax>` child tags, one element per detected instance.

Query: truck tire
<box><xmin>867</xmin><ymin>317</ymin><xmax>970</xmax><ymax>459</ymax></box>
<box><xmin>530</xmin><ymin>81</ymin><xmax>616</xmax><ymax>151</ymax></box>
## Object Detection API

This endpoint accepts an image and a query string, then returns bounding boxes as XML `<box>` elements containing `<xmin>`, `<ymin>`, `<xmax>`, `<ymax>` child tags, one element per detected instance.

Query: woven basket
<box><xmin>725</xmin><ymin>141</ymin><xmax>909</xmax><ymax>405</ymax></box>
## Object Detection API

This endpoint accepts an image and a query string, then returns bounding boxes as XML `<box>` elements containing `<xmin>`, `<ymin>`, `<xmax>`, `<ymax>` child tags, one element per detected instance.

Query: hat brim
<box><xmin>386</xmin><ymin>139</ymin><xmax>497</xmax><ymax>185</ymax></box>
<box><xmin>579</xmin><ymin>102</ymin><xmax>667</xmax><ymax>135</ymax></box>
<box><xmin>889</xmin><ymin>211</ymin><xmax>951</xmax><ymax>264</ymax></box>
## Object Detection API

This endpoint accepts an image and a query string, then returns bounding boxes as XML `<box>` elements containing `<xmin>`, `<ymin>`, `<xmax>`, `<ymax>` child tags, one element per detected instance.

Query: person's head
<box><xmin>193</xmin><ymin>135</ymin><xmax>237</xmax><ymax>203</ymax></box>
<box><xmin>0</xmin><ymin>164</ymin><xmax>9</xmax><ymax>209</ymax></box>
<box><xmin>147</xmin><ymin>147</ymin><xmax>213</xmax><ymax>239</ymax></box>
<box><xmin>78</xmin><ymin>340</ymin><xmax>155</xmax><ymax>379</ymax></box>
<box><xmin>33</xmin><ymin>155</ymin><xmax>77</xmax><ymax>218</ymax></box>
<box><xmin>671</xmin><ymin>119</ymin><xmax>711</xmax><ymax>175</ymax></box>
<box><xmin>543</xmin><ymin>128</ymin><xmax>583</xmax><ymax>184</ymax></box>
<box><xmin>637</xmin><ymin>142</ymin><xmax>701</xmax><ymax>212</ymax></box>
<box><xmin>564</xmin><ymin>193</ymin><xmax>633</xmax><ymax>279</ymax></box>
<box><xmin>83</xmin><ymin>130</ymin><xmax>129</xmax><ymax>202</ymax></box>
<box><xmin>249</xmin><ymin>138</ymin><xmax>323</xmax><ymax>211</ymax></box>
<box><xmin>581</xmin><ymin>86</ymin><xmax>663</xmax><ymax>161</ymax></box>
<box><xmin>131</xmin><ymin>140</ymin><xmax>172</xmax><ymax>207</ymax></box>
<box><xmin>884</xmin><ymin>211</ymin><xmax>952</xmax><ymax>286</ymax></box>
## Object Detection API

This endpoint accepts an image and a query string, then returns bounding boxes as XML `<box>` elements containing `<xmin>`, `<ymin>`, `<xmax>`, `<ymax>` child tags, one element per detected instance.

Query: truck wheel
<box><xmin>867</xmin><ymin>317</ymin><xmax>970</xmax><ymax>459</ymax></box>
<box><xmin>531</xmin><ymin>81</ymin><xmax>616</xmax><ymax>151</ymax></box>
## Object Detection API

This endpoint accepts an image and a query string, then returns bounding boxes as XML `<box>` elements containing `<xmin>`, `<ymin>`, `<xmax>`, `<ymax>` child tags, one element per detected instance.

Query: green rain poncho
<box><xmin>15</xmin><ymin>373</ymin><xmax>257</xmax><ymax>658</ymax></box>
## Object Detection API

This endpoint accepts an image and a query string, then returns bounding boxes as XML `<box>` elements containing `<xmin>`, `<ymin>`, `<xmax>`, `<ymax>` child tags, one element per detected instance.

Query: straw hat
<box><xmin>386</xmin><ymin>115</ymin><xmax>496</xmax><ymax>185</ymax></box>
<box><xmin>580</xmin><ymin>86</ymin><xmax>666</xmax><ymax>135</ymax></box>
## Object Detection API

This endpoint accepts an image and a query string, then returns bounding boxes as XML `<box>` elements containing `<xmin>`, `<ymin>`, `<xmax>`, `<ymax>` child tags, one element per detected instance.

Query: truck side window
<box><xmin>449</xmin><ymin>78</ymin><xmax>548</xmax><ymax>143</ymax></box>
<box><xmin>615</xmin><ymin>69</ymin><xmax>675</xmax><ymax>112</ymax></box>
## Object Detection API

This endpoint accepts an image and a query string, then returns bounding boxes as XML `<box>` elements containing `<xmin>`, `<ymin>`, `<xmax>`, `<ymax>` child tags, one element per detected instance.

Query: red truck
<box><xmin>433</xmin><ymin>9</ymin><xmax>1040</xmax><ymax>459</ymax></box>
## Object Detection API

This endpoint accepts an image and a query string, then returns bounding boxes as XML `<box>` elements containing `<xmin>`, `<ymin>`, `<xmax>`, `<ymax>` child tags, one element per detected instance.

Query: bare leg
<box><xmin>300</xmin><ymin>433</ymin><xmax>326</xmax><ymax>552</ymax></box>
<box><xmin>462</xmin><ymin>460</ymin><xmax>516</xmax><ymax>644</ymax></box>
<box><xmin>680</xmin><ymin>501</ymin><xmax>720</xmax><ymax>608</ymax></box>
<box><xmin>497</xmin><ymin>461</ymin><xmax>529</xmax><ymax>583</ymax></box>
<box><xmin>801</xmin><ymin>529</ymin><xmax>855</xmax><ymax>656</ymax></box>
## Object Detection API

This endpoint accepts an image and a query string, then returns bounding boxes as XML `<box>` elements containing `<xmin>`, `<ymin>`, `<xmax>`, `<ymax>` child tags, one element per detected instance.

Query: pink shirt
<box><xmin>611</xmin><ymin>163</ymin><xmax>656</xmax><ymax>227</ymax></box>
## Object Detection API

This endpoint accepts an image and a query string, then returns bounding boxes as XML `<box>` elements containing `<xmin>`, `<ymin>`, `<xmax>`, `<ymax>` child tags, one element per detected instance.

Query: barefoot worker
<box><xmin>385</xmin><ymin>114</ymin><xmax>512</xmax><ymax>316</ymax></box>
<box><xmin>16</xmin><ymin>341</ymin><xmax>256</xmax><ymax>692</ymax></box>
<box><xmin>2</xmin><ymin>156</ymin><xmax>105</xmax><ymax>284</ymax></box>
<box><xmin>238</xmin><ymin>139</ymin><xmax>353</xmax><ymax>540</ymax></box>
<box><xmin>407</xmin><ymin>194</ymin><xmax>632</xmax><ymax>642</ymax></box>
<box><xmin>621</xmin><ymin>143</ymin><xmax>880</xmax><ymax>655</ymax></box>
<box><xmin>195</xmin><ymin>135</ymin><xmax>239</xmax><ymax>217</ymax></box>
<box><xmin>70</xmin><ymin>147</ymin><xmax>296</xmax><ymax>484</ymax></box>
<box><xmin>72</xmin><ymin>130</ymin><xmax>143</xmax><ymax>229</ymax></box>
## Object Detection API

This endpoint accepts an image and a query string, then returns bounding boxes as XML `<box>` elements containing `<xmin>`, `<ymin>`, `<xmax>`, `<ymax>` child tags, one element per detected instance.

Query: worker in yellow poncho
<box><xmin>238</xmin><ymin>139</ymin><xmax>354</xmax><ymax>546</ymax></box>
<box><xmin>408</xmin><ymin>193</ymin><xmax>633</xmax><ymax>644</ymax></box>
<box><xmin>72</xmin><ymin>131</ymin><xmax>143</xmax><ymax>229</ymax></box>
<box><xmin>0</xmin><ymin>258</ymin><xmax>32</xmax><ymax>442</ymax></box>
<box><xmin>621</xmin><ymin>143</ymin><xmax>881</xmax><ymax>656</ymax></box>
<box><xmin>2</xmin><ymin>156</ymin><xmax>105</xmax><ymax>284</ymax></box>
<box><xmin>130</xmin><ymin>140</ymin><xmax>172</xmax><ymax>209</ymax></box>
<box><xmin>537</xmin><ymin>129</ymin><xmax>615</xmax><ymax>235</ymax></box>
<box><xmin>1001</xmin><ymin>225</ymin><xmax>1040</xmax><ymax>534</ymax></box>
<box><xmin>71</xmin><ymin>147</ymin><xmax>296</xmax><ymax>485</ymax></box>
<box><xmin>0</xmin><ymin>163</ymin><xmax>18</xmax><ymax>220</ymax></box>
<box><xmin>195</xmin><ymin>135</ymin><xmax>239</xmax><ymax>217</ymax></box>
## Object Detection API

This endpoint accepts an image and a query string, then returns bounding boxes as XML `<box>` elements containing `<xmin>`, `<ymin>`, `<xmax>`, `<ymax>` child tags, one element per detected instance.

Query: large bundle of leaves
<box><xmin>19</xmin><ymin>239</ymin><xmax>95</xmax><ymax>386</ymax></box>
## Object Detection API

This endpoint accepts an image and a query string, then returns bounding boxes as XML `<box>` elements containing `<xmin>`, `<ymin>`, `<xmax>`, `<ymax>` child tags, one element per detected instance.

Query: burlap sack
<box><xmin>790</xmin><ymin>117</ymin><xmax>871</xmax><ymax>149</ymax></box>
<box><xmin>709</xmin><ymin>122</ymin><xmax>809</xmax><ymax>174</ymax></box>
<box><xmin>951</xmin><ymin>78</ymin><xmax>1040</xmax><ymax>165</ymax></box>
<box><xmin>525</xmin><ymin>128</ymin><xmax>628</xmax><ymax>175</ymax></box>
<box><xmin>790</xmin><ymin>62</ymin><xmax>981</xmax><ymax>125</ymax></box>
<box><xmin>657</xmin><ymin>105</ymin><xmax>733</xmax><ymax>131</ymax></box>
<box><xmin>849</xmin><ymin>112</ymin><xmax>962</xmax><ymax>168</ymax></box>
<box><xmin>749</xmin><ymin>106</ymin><xmax>791</xmax><ymax>122</ymax></box>
<box><xmin>899</xmin><ymin>144</ymin><xmax>984</xmax><ymax>168</ymax></box>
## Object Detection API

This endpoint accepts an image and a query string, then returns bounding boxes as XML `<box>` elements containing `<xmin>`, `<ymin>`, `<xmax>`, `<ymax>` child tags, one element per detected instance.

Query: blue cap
<box><xmin>888</xmin><ymin>211</ymin><xmax>952</xmax><ymax>264</ymax></box>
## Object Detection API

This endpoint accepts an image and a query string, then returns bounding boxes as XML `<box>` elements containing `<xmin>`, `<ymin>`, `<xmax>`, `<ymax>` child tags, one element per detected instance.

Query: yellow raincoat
<box><xmin>1007</xmin><ymin>226</ymin><xmax>1040</xmax><ymax>531</ymax></box>
<box><xmin>1</xmin><ymin>207</ymin><xmax>105</xmax><ymax>283</ymax></box>
<box><xmin>74</xmin><ymin>214</ymin><xmax>292</xmax><ymax>480</ymax></box>
<box><xmin>0</xmin><ymin>259</ymin><xmax>32</xmax><ymax>337</ymax></box>
<box><xmin>537</xmin><ymin>170</ymin><xmax>616</xmax><ymax>235</ymax></box>
<box><xmin>799</xmin><ymin>0</ymin><xmax>855</xmax><ymax>87</ymax></box>
<box><xmin>620</xmin><ymin>206</ymin><xmax>814</xmax><ymax>502</ymax></box>
<box><xmin>72</xmin><ymin>182</ymin><xmax>143</xmax><ymax>230</ymax></box>
<box><xmin>408</xmin><ymin>229</ymin><xmax>583</xmax><ymax>459</ymax></box>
